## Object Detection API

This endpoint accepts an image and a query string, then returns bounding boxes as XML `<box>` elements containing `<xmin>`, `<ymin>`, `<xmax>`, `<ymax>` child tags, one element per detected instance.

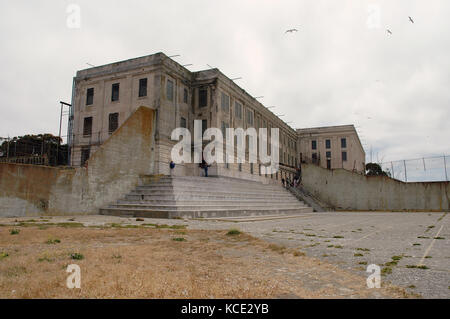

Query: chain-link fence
<box><xmin>379</xmin><ymin>155</ymin><xmax>449</xmax><ymax>182</ymax></box>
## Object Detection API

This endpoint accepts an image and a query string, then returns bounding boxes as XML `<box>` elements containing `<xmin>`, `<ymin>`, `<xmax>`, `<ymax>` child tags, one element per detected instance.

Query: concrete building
<box><xmin>297</xmin><ymin>125</ymin><xmax>365</xmax><ymax>173</ymax></box>
<box><xmin>70</xmin><ymin>52</ymin><xmax>299</xmax><ymax>183</ymax></box>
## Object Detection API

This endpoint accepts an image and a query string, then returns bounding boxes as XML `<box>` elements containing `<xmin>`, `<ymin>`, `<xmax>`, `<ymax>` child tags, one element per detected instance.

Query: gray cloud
<box><xmin>0</xmin><ymin>0</ymin><xmax>449</xmax><ymax>164</ymax></box>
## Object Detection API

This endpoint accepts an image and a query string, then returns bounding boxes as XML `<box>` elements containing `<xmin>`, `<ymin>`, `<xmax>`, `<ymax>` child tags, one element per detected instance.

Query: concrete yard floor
<box><xmin>1</xmin><ymin>212</ymin><xmax>448</xmax><ymax>298</ymax></box>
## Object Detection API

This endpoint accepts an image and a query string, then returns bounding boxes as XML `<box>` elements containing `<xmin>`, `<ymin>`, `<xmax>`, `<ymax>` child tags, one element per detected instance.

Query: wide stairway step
<box><xmin>99</xmin><ymin>176</ymin><xmax>313</xmax><ymax>218</ymax></box>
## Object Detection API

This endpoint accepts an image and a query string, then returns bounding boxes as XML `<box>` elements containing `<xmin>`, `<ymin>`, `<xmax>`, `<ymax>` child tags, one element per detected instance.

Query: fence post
<box><xmin>444</xmin><ymin>155</ymin><xmax>448</xmax><ymax>181</ymax></box>
<box><xmin>403</xmin><ymin>160</ymin><xmax>407</xmax><ymax>182</ymax></box>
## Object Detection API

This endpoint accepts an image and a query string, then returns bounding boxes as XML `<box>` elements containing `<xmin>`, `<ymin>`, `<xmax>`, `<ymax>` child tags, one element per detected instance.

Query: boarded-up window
<box><xmin>139</xmin><ymin>78</ymin><xmax>147</xmax><ymax>97</ymax></box>
<box><xmin>109</xmin><ymin>113</ymin><xmax>119</xmax><ymax>133</ymax></box>
<box><xmin>199</xmin><ymin>88</ymin><xmax>207</xmax><ymax>107</ymax></box>
<box><xmin>86</xmin><ymin>88</ymin><xmax>94</xmax><ymax>105</ymax></box>
<box><xmin>83</xmin><ymin>117</ymin><xmax>92</xmax><ymax>136</ymax></box>
<box><xmin>111</xmin><ymin>83</ymin><xmax>120</xmax><ymax>101</ymax></box>
<box><xmin>167</xmin><ymin>79</ymin><xmax>174</xmax><ymax>101</ymax></box>
<box><xmin>81</xmin><ymin>147</ymin><xmax>90</xmax><ymax>166</ymax></box>
<box><xmin>221</xmin><ymin>92</ymin><xmax>229</xmax><ymax>113</ymax></box>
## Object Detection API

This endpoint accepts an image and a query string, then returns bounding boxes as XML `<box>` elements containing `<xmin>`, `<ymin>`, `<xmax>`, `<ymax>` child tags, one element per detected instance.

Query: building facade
<box><xmin>297</xmin><ymin>125</ymin><xmax>365</xmax><ymax>173</ymax></box>
<box><xmin>70</xmin><ymin>52</ymin><xmax>299</xmax><ymax>183</ymax></box>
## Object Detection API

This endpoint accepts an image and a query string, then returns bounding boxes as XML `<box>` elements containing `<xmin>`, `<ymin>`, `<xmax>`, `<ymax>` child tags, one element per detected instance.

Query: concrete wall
<box><xmin>0</xmin><ymin>107</ymin><xmax>155</xmax><ymax>217</ymax></box>
<box><xmin>302</xmin><ymin>164</ymin><xmax>450</xmax><ymax>212</ymax></box>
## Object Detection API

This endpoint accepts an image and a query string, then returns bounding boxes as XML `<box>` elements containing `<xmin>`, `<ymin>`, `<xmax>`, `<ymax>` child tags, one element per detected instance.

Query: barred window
<box><xmin>167</xmin><ymin>79</ymin><xmax>174</xmax><ymax>101</ymax></box>
<box><xmin>86</xmin><ymin>88</ymin><xmax>94</xmax><ymax>105</ymax></box>
<box><xmin>83</xmin><ymin>117</ymin><xmax>92</xmax><ymax>136</ymax></box>
<box><xmin>221</xmin><ymin>92</ymin><xmax>229</xmax><ymax>112</ymax></box>
<box><xmin>234</xmin><ymin>102</ymin><xmax>242</xmax><ymax>119</ymax></box>
<box><xmin>111</xmin><ymin>83</ymin><xmax>120</xmax><ymax>101</ymax></box>
<box><xmin>108</xmin><ymin>113</ymin><xmax>119</xmax><ymax>133</ymax></box>
<box><xmin>139</xmin><ymin>78</ymin><xmax>147</xmax><ymax>97</ymax></box>
<box><xmin>199</xmin><ymin>88</ymin><xmax>207</xmax><ymax>107</ymax></box>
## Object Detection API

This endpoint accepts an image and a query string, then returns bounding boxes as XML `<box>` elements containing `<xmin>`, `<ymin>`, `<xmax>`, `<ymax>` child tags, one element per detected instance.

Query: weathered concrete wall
<box><xmin>0</xmin><ymin>107</ymin><xmax>155</xmax><ymax>217</ymax></box>
<box><xmin>302</xmin><ymin>164</ymin><xmax>450</xmax><ymax>212</ymax></box>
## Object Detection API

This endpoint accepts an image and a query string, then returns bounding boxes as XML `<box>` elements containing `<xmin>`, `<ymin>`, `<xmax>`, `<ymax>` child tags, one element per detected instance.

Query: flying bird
<box><xmin>386</xmin><ymin>29</ymin><xmax>393</xmax><ymax>35</ymax></box>
<box><xmin>285</xmin><ymin>28</ymin><xmax>299</xmax><ymax>34</ymax></box>
<box><xmin>409</xmin><ymin>16</ymin><xmax>414</xmax><ymax>23</ymax></box>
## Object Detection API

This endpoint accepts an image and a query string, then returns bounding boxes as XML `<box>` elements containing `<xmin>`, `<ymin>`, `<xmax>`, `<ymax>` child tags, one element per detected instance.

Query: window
<box><xmin>166</xmin><ymin>80</ymin><xmax>174</xmax><ymax>101</ymax></box>
<box><xmin>235</xmin><ymin>102</ymin><xmax>242</xmax><ymax>119</ymax></box>
<box><xmin>138</xmin><ymin>78</ymin><xmax>147</xmax><ymax>97</ymax></box>
<box><xmin>81</xmin><ymin>147</ymin><xmax>90</xmax><ymax>166</ymax></box>
<box><xmin>342</xmin><ymin>151</ymin><xmax>347</xmax><ymax>161</ymax></box>
<box><xmin>326</xmin><ymin>139</ymin><xmax>331</xmax><ymax>149</ymax></box>
<box><xmin>312</xmin><ymin>153</ymin><xmax>318</xmax><ymax>163</ymax></box>
<box><xmin>183</xmin><ymin>88</ymin><xmax>188</xmax><ymax>103</ymax></box>
<box><xmin>238</xmin><ymin>163</ymin><xmax>242</xmax><ymax>171</ymax></box>
<box><xmin>180</xmin><ymin>117</ymin><xmax>186</xmax><ymax>128</ymax></box>
<box><xmin>108</xmin><ymin>113</ymin><xmax>119</xmax><ymax>133</ymax></box>
<box><xmin>201</xmin><ymin>119</ymin><xmax>207</xmax><ymax>136</ymax></box>
<box><xmin>221</xmin><ymin>121</ymin><xmax>228</xmax><ymax>136</ymax></box>
<box><xmin>341</xmin><ymin>138</ymin><xmax>347</xmax><ymax>148</ymax></box>
<box><xmin>199</xmin><ymin>88</ymin><xmax>207</xmax><ymax>107</ymax></box>
<box><xmin>111</xmin><ymin>83</ymin><xmax>120</xmax><ymax>102</ymax></box>
<box><xmin>312</xmin><ymin>140</ymin><xmax>317</xmax><ymax>150</ymax></box>
<box><xmin>246</xmin><ymin>109</ymin><xmax>254</xmax><ymax>125</ymax></box>
<box><xmin>326</xmin><ymin>151</ymin><xmax>331</xmax><ymax>158</ymax></box>
<box><xmin>86</xmin><ymin>88</ymin><xmax>94</xmax><ymax>105</ymax></box>
<box><xmin>221</xmin><ymin>92</ymin><xmax>229</xmax><ymax>112</ymax></box>
<box><xmin>83</xmin><ymin>117</ymin><xmax>92</xmax><ymax>136</ymax></box>
<box><xmin>250</xmin><ymin>163</ymin><xmax>254</xmax><ymax>174</ymax></box>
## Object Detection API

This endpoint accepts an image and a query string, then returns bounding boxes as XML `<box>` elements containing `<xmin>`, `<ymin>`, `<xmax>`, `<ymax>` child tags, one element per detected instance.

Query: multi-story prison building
<box><xmin>70</xmin><ymin>52</ymin><xmax>299</xmax><ymax>183</ymax></box>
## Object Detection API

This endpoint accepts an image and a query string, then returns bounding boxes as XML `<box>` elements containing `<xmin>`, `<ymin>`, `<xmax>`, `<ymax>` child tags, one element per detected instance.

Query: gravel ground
<box><xmin>1</xmin><ymin>211</ymin><xmax>448</xmax><ymax>298</ymax></box>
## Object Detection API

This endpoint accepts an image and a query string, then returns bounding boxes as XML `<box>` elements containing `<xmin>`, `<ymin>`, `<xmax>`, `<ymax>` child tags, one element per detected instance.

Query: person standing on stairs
<box><xmin>200</xmin><ymin>158</ymin><xmax>209</xmax><ymax>177</ymax></box>
<box><xmin>169</xmin><ymin>160</ymin><xmax>175</xmax><ymax>176</ymax></box>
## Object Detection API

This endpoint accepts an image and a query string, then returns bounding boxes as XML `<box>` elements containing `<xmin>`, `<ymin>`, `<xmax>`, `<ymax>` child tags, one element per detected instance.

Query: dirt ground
<box><xmin>0</xmin><ymin>218</ymin><xmax>414</xmax><ymax>298</ymax></box>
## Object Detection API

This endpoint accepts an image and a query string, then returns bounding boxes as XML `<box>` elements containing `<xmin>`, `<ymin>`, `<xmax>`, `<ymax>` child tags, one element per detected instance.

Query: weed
<box><xmin>413</xmin><ymin>243</ymin><xmax>421</xmax><ymax>246</ymax></box>
<box><xmin>226</xmin><ymin>229</ymin><xmax>241</xmax><ymax>236</ymax></box>
<box><xmin>354</xmin><ymin>253</ymin><xmax>364</xmax><ymax>257</ymax></box>
<box><xmin>46</xmin><ymin>238</ymin><xmax>61</xmax><ymax>245</ymax></box>
<box><xmin>172</xmin><ymin>237</ymin><xmax>186</xmax><ymax>242</ymax></box>
<box><xmin>358</xmin><ymin>261</ymin><xmax>368</xmax><ymax>265</ymax></box>
<box><xmin>406</xmin><ymin>265</ymin><xmax>429</xmax><ymax>269</ymax></box>
<box><xmin>356</xmin><ymin>248</ymin><xmax>370</xmax><ymax>252</ymax></box>
<box><xmin>434</xmin><ymin>237</ymin><xmax>445</xmax><ymax>240</ymax></box>
<box><xmin>333</xmin><ymin>235</ymin><xmax>344</xmax><ymax>239</ymax></box>
<box><xmin>0</xmin><ymin>252</ymin><xmax>9</xmax><ymax>260</ymax></box>
<box><xmin>408</xmin><ymin>285</ymin><xmax>416</xmax><ymax>289</ymax></box>
<box><xmin>10</xmin><ymin>229</ymin><xmax>20</xmax><ymax>235</ymax></box>
<box><xmin>381</xmin><ymin>267</ymin><xmax>392</xmax><ymax>275</ymax></box>
<box><xmin>70</xmin><ymin>253</ymin><xmax>84</xmax><ymax>260</ymax></box>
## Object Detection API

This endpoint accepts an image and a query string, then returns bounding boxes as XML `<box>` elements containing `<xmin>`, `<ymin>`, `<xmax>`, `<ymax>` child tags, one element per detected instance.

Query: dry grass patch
<box><xmin>0</xmin><ymin>223</ymin><xmax>412</xmax><ymax>299</ymax></box>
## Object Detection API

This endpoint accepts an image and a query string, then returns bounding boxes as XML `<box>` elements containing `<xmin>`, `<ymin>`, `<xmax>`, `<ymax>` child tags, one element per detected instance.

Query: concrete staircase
<box><xmin>99</xmin><ymin>176</ymin><xmax>313</xmax><ymax>219</ymax></box>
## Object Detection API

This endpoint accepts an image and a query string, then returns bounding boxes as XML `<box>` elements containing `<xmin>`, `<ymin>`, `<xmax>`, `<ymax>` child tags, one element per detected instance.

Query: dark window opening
<box><xmin>341</xmin><ymin>138</ymin><xmax>347</xmax><ymax>148</ymax></box>
<box><xmin>312</xmin><ymin>152</ymin><xmax>318</xmax><ymax>163</ymax></box>
<box><xmin>235</xmin><ymin>102</ymin><xmax>242</xmax><ymax>119</ymax></box>
<box><xmin>326</xmin><ymin>139</ymin><xmax>331</xmax><ymax>149</ymax></box>
<box><xmin>342</xmin><ymin>151</ymin><xmax>347</xmax><ymax>161</ymax></box>
<box><xmin>111</xmin><ymin>83</ymin><xmax>120</xmax><ymax>101</ymax></box>
<box><xmin>199</xmin><ymin>88</ymin><xmax>207</xmax><ymax>107</ymax></box>
<box><xmin>201</xmin><ymin>119</ymin><xmax>207</xmax><ymax>136</ymax></box>
<box><xmin>109</xmin><ymin>113</ymin><xmax>119</xmax><ymax>133</ymax></box>
<box><xmin>326</xmin><ymin>151</ymin><xmax>331</xmax><ymax>158</ymax></box>
<box><xmin>327</xmin><ymin>159</ymin><xmax>331</xmax><ymax>169</ymax></box>
<box><xmin>86</xmin><ymin>88</ymin><xmax>94</xmax><ymax>105</ymax></box>
<box><xmin>83</xmin><ymin>117</ymin><xmax>93</xmax><ymax>136</ymax></box>
<box><xmin>139</xmin><ymin>78</ymin><xmax>147</xmax><ymax>97</ymax></box>
<box><xmin>312</xmin><ymin>140</ymin><xmax>317</xmax><ymax>150</ymax></box>
<box><xmin>81</xmin><ymin>147</ymin><xmax>90</xmax><ymax>166</ymax></box>
<box><xmin>183</xmin><ymin>88</ymin><xmax>188</xmax><ymax>103</ymax></box>
<box><xmin>221</xmin><ymin>92</ymin><xmax>229</xmax><ymax>112</ymax></box>
<box><xmin>180</xmin><ymin>117</ymin><xmax>186</xmax><ymax>128</ymax></box>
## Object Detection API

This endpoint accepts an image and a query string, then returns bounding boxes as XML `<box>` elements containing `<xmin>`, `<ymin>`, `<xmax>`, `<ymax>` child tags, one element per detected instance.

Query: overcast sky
<box><xmin>0</xmin><ymin>0</ymin><xmax>449</xmax><ymax>165</ymax></box>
